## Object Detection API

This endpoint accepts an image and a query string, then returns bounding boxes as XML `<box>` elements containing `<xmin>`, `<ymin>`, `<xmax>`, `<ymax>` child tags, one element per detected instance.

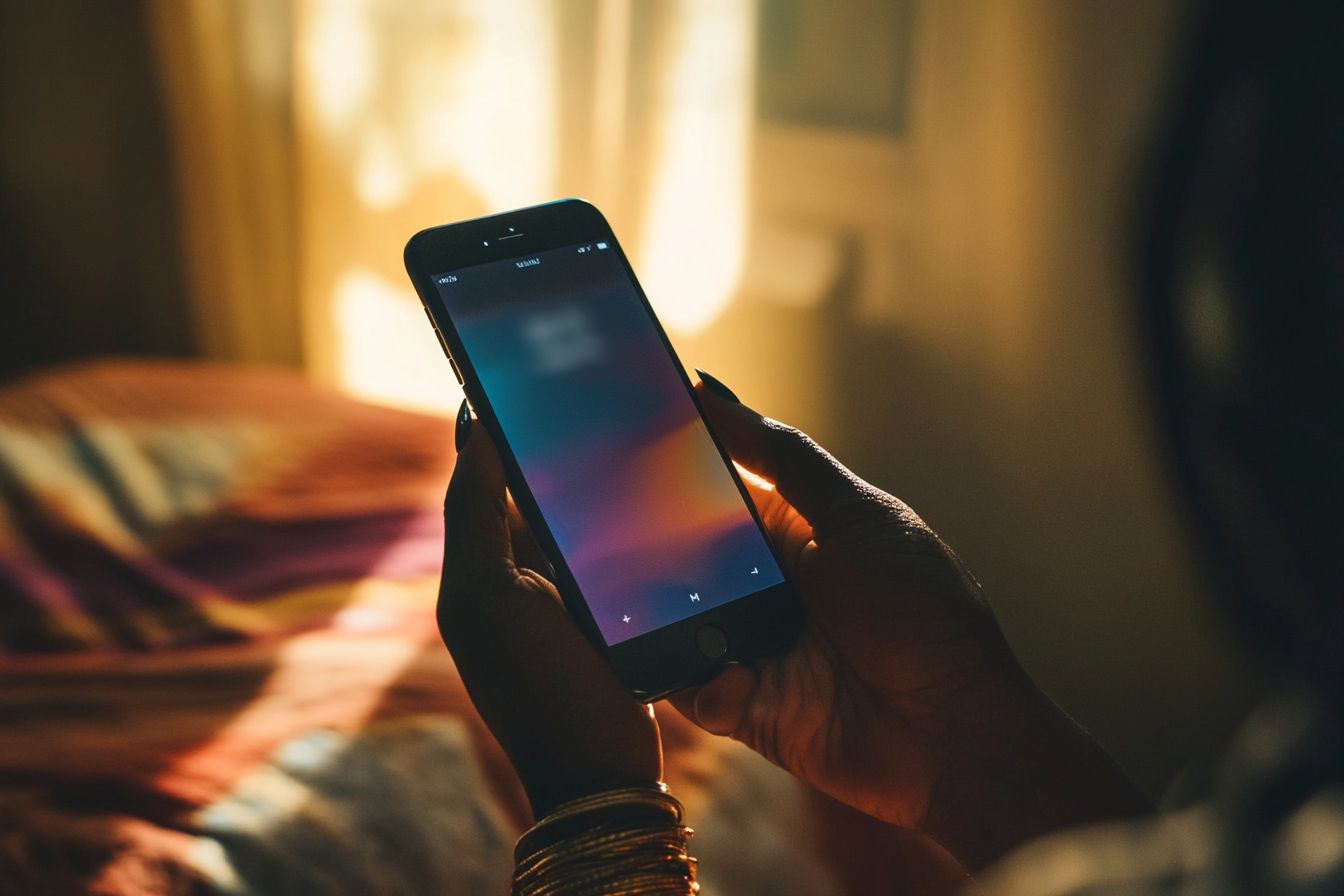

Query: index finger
<box><xmin>696</xmin><ymin>382</ymin><xmax>913</xmax><ymax>540</ymax></box>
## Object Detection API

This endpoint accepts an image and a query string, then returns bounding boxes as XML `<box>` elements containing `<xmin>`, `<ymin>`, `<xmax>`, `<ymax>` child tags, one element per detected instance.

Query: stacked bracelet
<box><xmin>511</xmin><ymin>784</ymin><xmax>698</xmax><ymax>896</ymax></box>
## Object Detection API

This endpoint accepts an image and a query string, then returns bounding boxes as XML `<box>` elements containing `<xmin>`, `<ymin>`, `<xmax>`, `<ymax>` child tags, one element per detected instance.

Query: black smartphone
<box><xmin>403</xmin><ymin>199</ymin><xmax>803</xmax><ymax>701</ymax></box>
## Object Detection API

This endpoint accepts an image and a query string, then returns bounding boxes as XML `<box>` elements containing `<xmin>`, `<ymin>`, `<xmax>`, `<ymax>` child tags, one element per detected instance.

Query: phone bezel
<box><xmin>404</xmin><ymin>199</ymin><xmax>803</xmax><ymax>701</ymax></box>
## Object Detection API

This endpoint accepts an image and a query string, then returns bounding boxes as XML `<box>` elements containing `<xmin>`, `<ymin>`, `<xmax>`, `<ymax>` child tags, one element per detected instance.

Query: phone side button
<box><xmin>432</xmin><ymin>328</ymin><xmax>453</xmax><ymax>359</ymax></box>
<box><xmin>695</xmin><ymin>625</ymin><xmax>728</xmax><ymax>659</ymax></box>
<box><xmin>432</xmin><ymin>329</ymin><xmax>463</xmax><ymax>384</ymax></box>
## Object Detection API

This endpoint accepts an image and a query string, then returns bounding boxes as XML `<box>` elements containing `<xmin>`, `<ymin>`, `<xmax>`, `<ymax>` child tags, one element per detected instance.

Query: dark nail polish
<box><xmin>695</xmin><ymin>369</ymin><xmax>741</xmax><ymax>403</ymax></box>
<box><xmin>455</xmin><ymin>398</ymin><xmax>472</xmax><ymax>450</ymax></box>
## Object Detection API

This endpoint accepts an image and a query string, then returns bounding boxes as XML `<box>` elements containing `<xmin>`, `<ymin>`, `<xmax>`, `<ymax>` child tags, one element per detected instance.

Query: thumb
<box><xmin>667</xmin><ymin>663</ymin><xmax>758</xmax><ymax>737</ymax></box>
<box><xmin>438</xmin><ymin>402</ymin><xmax>661</xmax><ymax>815</ymax></box>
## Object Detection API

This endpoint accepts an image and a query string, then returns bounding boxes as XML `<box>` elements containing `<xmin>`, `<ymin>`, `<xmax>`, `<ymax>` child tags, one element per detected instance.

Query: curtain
<box><xmin>150</xmin><ymin>0</ymin><xmax>301</xmax><ymax>369</ymax></box>
<box><xmin>150</xmin><ymin>0</ymin><xmax>755</xmax><ymax>414</ymax></box>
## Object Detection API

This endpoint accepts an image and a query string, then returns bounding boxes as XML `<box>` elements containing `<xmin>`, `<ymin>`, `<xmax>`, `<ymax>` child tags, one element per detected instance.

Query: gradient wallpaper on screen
<box><xmin>434</xmin><ymin>243</ymin><xmax>783</xmax><ymax>644</ymax></box>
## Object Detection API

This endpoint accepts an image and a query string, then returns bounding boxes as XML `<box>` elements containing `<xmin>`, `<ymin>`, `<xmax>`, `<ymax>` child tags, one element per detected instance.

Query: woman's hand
<box><xmin>668</xmin><ymin>379</ymin><xmax>1151</xmax><ymax>871</ymax></box>
<box><xmin>438</xmin><ymin>401</ymin><xmax>660</xmax><ymax>820</ymax></box>
<box><xmin>438</xmin><ymin>381</ymin><xmax>1150</xmax><ymax>869</ymax></box>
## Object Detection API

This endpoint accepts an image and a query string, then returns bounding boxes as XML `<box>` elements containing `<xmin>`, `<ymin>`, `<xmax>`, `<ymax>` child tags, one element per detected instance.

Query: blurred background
<box><xmin>0</xmin><ymin>0</ymin><xmax>1260</xmax><ymax>796</ymax></box>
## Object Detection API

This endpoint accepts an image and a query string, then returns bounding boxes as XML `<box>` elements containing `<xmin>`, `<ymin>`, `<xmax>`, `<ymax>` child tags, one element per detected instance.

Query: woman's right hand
<box><xmin>672</xmin><ymin>378</ymin><xmax>1151</xmax><ymax>872</ymax></box>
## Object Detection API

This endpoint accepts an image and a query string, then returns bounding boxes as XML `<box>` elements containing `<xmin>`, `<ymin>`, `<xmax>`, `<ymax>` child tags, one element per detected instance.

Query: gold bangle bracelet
<box><xmin>511</xmin><ymin>785</ymin><xmax>698</xmax><ymax>896</ymax></box>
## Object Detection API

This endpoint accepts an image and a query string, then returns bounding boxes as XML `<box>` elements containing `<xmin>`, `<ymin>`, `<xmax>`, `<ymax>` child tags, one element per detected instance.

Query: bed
<box><xmin>0</xmin><ymin>359</ymin><xmax>949</xmax><ymax>895</ymax></box>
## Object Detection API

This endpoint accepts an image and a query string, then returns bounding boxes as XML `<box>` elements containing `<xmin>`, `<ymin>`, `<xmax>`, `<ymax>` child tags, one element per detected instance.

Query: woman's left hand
<box><xmin>438</xmin><ymin>404</ymin><xmax>661</xmax><ymax>819</ymax></box>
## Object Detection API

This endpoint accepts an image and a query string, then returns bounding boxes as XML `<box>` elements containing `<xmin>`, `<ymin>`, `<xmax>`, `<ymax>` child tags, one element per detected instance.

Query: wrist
<box><xmin>918</xmin><ymin>682</ymin><xmax>1153</xmax><ymax>872</ymax></box>
<box><xmin>526</xmin><ymin>774</ymin><xmax>664</xmax><ymax>823</ymax></box>
<box><xmin>512</xmin><ymin>784</ymin><xmax>698</xmax><ymax>896</ymax></box>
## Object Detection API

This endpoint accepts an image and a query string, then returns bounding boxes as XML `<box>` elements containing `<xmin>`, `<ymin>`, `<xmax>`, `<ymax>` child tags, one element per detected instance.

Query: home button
<box><xmin>696</xmin><ymin>625</ymin><xmax>728</xmax><ymax>659</ymax></box>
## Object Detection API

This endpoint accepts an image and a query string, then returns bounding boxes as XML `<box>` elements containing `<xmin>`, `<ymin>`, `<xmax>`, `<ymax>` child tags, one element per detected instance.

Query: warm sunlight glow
<box><xmin>735</xmin><ymin>462</ymin><xmax>776</xmax><ymax>493</ymax></box>
<box><xmin>302</xmin><ymin>0</ymin><xmax>557</xmax><ymax>408</ymax></box>
<box><xmin>402</xmin><ymin>0</ymin><xmax>556</xmax><ymax>212</ymax></box>
<box><xmin>638</xmin><ymin>0</ymin><xmax>754</xmax><ymax>336</ymax></box>
<box><xmin>334</xmin><ymin>269</ymin><xmax>463</xmax><ymax>415</ymax></box>
<box><xmin>300</xmin><ymin>0</ymin><xmax>756</xmax><ymax>408</ymax></box>
<box><xmin>355</xmin><ymin>124</ymin><xmax>409</xmax><ymax>210</ymax></box>
<box><xmin>305</xmin><ymin>0</ymin><xmax>375</xmax><ymax>136</ymax></box>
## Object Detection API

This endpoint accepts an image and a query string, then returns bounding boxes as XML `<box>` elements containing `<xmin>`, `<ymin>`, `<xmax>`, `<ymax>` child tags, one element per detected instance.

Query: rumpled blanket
<box><xmin>0</xmin><ymin>359</ymin><xmax>457</xmax><ymax>653</ymax></box>
<box><xmin>0</xmin><ymin>360</ymin><xmax>856</xmax><ymax>896</ymax></box>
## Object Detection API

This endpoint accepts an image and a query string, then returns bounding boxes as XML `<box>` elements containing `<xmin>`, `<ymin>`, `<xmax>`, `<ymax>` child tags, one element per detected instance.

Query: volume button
<box><xmin>432</xmin><ymin>328</ymin><xmax>453</xmax><ymax>361</ymax></box>
<box><xmin>434</xmin><ymin>329</ymin><xmax>463</xmax><ymax>384</ymax></box>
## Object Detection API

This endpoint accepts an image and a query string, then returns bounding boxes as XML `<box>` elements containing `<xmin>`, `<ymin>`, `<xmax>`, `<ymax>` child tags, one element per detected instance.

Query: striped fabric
<box><xmin>0</xmin><ymin>360</ymin><xmax>858</xmax><ymax>895</ymax></box>
<box><xmin>0</xmin><ymin>360</ymin><xmax>456</xmax><ymax>653</ymax></box>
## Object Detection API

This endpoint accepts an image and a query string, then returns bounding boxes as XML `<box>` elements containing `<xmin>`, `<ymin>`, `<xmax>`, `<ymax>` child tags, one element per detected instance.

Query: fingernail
<box><xmin>695</xmin><ymin>369</ymin><xmax>740</xmax><ymax>403</ymax></box>
<box><xmin>455</xmin><ymin>398</ymin><xmax>472</xmax><ymax>451</ymax></box>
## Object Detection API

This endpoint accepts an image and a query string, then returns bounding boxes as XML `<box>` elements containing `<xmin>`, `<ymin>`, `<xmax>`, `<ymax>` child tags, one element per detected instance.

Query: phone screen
<box><xmin>432</xmin><ymin>241</ymin><xmax>785</xmax><ymax>645</ymax></box>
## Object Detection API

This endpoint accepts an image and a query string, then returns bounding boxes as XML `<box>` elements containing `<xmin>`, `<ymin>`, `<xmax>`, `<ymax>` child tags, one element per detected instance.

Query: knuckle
<box><xmin>817</xmin><ymin>486</ymin><xmax>939</xmax><ymax>547</ymax></box>
<box><xmin>763</xmin><ymin>417</ymin><xmax>822</xmax><ymax>455</ymax></box>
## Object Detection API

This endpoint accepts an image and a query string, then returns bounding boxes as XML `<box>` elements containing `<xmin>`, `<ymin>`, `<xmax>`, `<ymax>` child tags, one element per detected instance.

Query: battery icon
<box><xmin>596</xmin><ymin>242</ymin><xmax>608</xmax><ymax>250</ymax></box>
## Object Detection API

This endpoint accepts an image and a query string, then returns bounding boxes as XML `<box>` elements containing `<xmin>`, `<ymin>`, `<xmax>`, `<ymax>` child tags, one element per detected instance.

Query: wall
<box><xmin>0</xmin><ymin>0</ymin><xmax>195</xmax><ymax>381</ymax></box>
<box><xmin>675</xmin><ymin>0</ymin><xmax>1261</xmax><ymax>796</ymax></box>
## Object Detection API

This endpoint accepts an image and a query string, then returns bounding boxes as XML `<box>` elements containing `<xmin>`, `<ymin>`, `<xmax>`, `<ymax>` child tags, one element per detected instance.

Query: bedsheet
<box><xmin>0</xmin><ymin>361</ymin><xmax>858</xmax><ymax>895</ymax></box>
